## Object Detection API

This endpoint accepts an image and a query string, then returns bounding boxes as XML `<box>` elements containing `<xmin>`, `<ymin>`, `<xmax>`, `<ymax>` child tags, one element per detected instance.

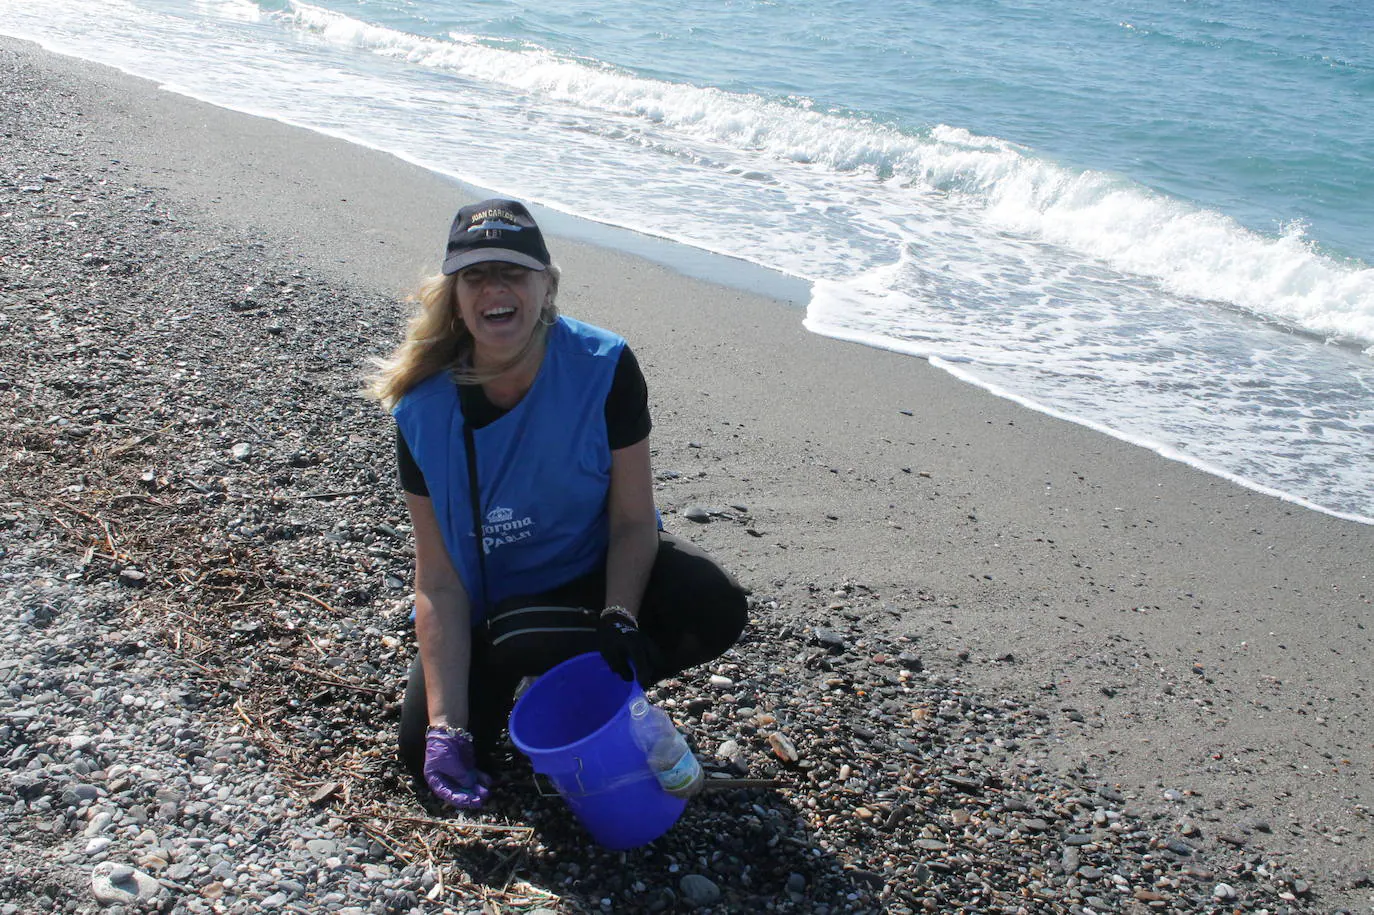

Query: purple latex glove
<box><xmin>423</xmin><ymin>727</ymin><xmax>491</xmax><ymax>810</ymax></box>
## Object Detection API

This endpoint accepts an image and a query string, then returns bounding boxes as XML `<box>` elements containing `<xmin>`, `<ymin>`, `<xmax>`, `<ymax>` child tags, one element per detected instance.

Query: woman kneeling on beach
<box><xmin>369</xmin><ymin>199</ymin><xmax>748</xmax><ymax>810</ymax></box>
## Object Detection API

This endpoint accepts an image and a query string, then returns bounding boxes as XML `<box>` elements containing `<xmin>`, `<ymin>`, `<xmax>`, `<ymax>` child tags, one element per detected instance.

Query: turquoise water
<box><xmin>442</xmin><ymin>0</ymin><xmax>1374</xmax><ymax>265</ymax></box>
<box><xmin>3</xmin><ymin>0</ymin><xmax>1372</xmax><ymax>522</ymax></box>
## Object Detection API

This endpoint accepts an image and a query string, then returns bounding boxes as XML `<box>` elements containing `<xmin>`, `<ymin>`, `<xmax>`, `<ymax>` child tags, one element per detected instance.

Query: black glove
<box><xmin>597</xmin><ymin>607</ymin><xmax>654</xmax><ymax>687</ymax></box>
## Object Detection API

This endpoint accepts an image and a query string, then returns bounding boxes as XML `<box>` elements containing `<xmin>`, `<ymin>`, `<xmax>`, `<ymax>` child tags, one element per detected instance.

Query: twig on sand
<box><xmin>700</xmin><ymin>777</ymin><xmax>784</xmax><ymax>791</ymax></box>
<box><xmin>109</xmin><ymin>492</ymin><xmax>168</xmax><ymax>507</ymax></box>
<box><xmin>304</xmin><ymin>630</ymin><xmax>330</xmax><ymax>658</ymax></box>
<box><xmin>344</xmin><ymin>812</ymin><xmax>536</xmax><ymax>839</ymax></box>
<box><xmin>494</xmin><ymin>846</ymin><xmax>529</xmax><ymax>895</ymax></box>
<box><xmin>270</xmin><ymin>655</ymin><xmax>389</xmax><ymax>695</ymax></box>
<box><xmin>48</xmin><ymin>499</ymin><xmax>119</xmax><ymax>555</ymax></box>
<box><xmin>232</xmin><ymin>698</ymin><xmax>256</xmax><ymax>729</ymax></box>
<box><xmin>287</xmin><ymin>589</ymin><xmax>343</xmax><ymax>616</ymax></box>
<box><xmin>104</xmin><ymin>421</ymin><xmax>174</xmax><ymax>458</ymax></box>
<box><xmin>355</xmin><ymin>821</ymin><xmax>415</xmax><ymax>865</ymax></box>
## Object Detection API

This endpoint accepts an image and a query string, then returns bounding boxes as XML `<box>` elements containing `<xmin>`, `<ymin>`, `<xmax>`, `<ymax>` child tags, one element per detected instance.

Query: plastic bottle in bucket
<box><xmin>629</xmin><ymin>698</ymin><xmax>703</xmax><ymax>798</ymax></box>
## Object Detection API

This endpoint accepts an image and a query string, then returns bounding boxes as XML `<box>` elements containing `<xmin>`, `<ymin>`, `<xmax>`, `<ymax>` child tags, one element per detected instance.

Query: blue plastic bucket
<box><xmin>508</xmin><ymin>652</ymin><xmax>688</xmax><ymax>849</ymax></box>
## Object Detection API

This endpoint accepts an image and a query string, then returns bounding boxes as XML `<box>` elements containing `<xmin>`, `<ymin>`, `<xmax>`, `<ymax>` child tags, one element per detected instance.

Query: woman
<box><xmin>370</xmin><ymin>199</ymin><xmax>748</xmax><ymax>810</ymax></box>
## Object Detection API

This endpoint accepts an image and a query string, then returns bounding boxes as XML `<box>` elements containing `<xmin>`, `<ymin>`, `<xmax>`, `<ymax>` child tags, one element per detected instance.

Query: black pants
<box><xmin>398</xmin><ymin>532</ymin><xmax>747</xmax><ymax>780</ymax></box>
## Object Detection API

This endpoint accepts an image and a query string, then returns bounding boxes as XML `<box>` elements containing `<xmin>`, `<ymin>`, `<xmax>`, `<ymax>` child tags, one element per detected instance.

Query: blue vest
<box><xmin>394</xmin><ymin>317</ymin><xmax>623</xmax><ymax>624</ymax></box>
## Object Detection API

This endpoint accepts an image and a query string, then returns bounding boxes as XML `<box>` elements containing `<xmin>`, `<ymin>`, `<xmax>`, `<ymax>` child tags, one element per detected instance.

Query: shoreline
<box><xmin>4</xmin><ymin>34</ymin><xmax>1372</xmax><ymax>912</ymax></box>
<box><xmin>0</xmin><ymin>31</ymin><xmax>815</xmax><ymax>309</ymax></box>
<box><xmin>9</xmin><ymin>33</ymin><xmax>1369</xmax><ymax>530</ymax></box>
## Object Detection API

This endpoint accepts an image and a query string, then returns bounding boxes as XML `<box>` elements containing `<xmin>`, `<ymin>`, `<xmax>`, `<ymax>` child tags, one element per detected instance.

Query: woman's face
<box><xmin>453</xmin><ymin>262</ymin><xmax>549</xmax><ymax>366</ymax></box>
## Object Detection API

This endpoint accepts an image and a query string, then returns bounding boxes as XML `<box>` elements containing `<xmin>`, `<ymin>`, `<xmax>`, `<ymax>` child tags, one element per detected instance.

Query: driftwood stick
<box><xmin>109</xmin><ymin>493</ymin><xmax>168</xmax><ymax>507</ymax></box>
<box><xmin>232</xmin><ymin>698</ymin><xmax>256</xmax><ymax>729</ymax></box>
<box><xmin>289</xmin><ymin>664</ymin><xmax>388</xmax><ymax>695</ymax></box>
<box><xmin>49</xmin><ymin>499</ymin><xmax>119</xmax><ymax>554</ymax></box>
<box><xmin>344</xmin><ymin>812</ymin><xmax>536</xmax><ymax>837</ymax></box>
<box><xmin>287</xmin><ymin>589</ymin><xmax>343</xmax><ymax>616</ymax></box>
<box><xmin>105</xmin><ymin>422</ymin><xmax>173</xmax><ymax>457</ymax></box>
<box><xmin>699</xmin><ymin>777</ymin><xmax>784</xmax><ymax>791</ymax></box>
<box><xmin>263</xmin><ymin>654</ymin><xmax>388</xmax><ymax>695</ymax></box>
<box><xmin>303</xmin><ymin>631</ymin><xmax>330</xmax><ymax>658</ymax></box>
<box><xmin>355</xmin><ymin>821</ymin><xmax>415</xmax><ymax>864</ymax></box>
<box><xmin>219</xmin><ymin>600</ymin><xmax>276</xmax><ymax>610</ymax></box>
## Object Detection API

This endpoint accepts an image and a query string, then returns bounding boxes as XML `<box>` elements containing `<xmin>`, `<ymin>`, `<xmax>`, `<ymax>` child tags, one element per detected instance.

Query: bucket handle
<box><xmin>534</xmin><ymin>756</ymin><xmax>588</xmax><ymax>796</ymax></box>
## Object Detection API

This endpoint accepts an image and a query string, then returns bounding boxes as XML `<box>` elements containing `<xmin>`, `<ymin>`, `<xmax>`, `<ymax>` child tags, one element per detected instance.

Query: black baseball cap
<box><xmin>441</xmin><ymin>199</ymin><xmax>551</xmax><ymax>275</ymax></box>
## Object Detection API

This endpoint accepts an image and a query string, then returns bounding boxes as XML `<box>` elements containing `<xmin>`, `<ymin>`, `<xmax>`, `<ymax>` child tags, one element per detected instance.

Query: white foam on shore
<box><xmin>801</xmin><ymin>317</ymin><xmax>1374</xmax><ymax>528</ymax></box>
<box><xmin>275</xmin><ymin>0</ymin><xmax>1374</xmax><ymax>348</ymax></box>
<box><xmin>4</xmin><ymin>0</ymin><xmax>1371</xmax><ymax>347</ymax></box>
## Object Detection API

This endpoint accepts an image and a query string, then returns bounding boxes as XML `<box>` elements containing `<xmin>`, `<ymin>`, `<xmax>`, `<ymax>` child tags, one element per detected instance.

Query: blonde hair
<box><xmin>368</xmin><ymin>264</ymin><xmax>561</xmax><ymax>408</ymax></box>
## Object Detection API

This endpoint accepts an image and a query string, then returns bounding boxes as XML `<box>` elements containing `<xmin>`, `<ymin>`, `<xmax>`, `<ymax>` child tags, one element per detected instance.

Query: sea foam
<box><xmin>279</xmin><ymin>1</ymin><xmax>1374</xmax><ymax>349</ymax></box>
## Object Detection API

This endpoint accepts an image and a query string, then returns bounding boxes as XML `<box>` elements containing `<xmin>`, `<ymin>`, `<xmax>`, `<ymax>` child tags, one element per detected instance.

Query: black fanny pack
<box><xmin>483</xmin><ymin>602</ymin><xmax>599</xmax><ymax>673</ymax></box>
<box><xmin>486</xmin><ymin>603</ymin><xmax>597</xmax><ymax>645</ymax></box>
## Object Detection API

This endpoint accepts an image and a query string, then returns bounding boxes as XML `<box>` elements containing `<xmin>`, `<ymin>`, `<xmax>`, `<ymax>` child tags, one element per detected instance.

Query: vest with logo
<box><xmin>393</xmin><ymin>316</ymin><xmax>623</xmax><ymax>625</ymax></box>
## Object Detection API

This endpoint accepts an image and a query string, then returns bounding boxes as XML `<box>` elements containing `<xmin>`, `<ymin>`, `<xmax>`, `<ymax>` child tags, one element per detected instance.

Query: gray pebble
<box><xmin>306</xmin><ymin>839</ymin><xmax>339</xmax><ymax>857</ymax></box>
<box><xmin>85</xmin><ymin>811</ymin><xmax>114</xmax><ymax>836</ymax></box>
<box><xmin>812</xmin><ymin>628</ymin><xmax>847</xmax><ymax>653</ymax></box>
<box><xmin>91</xmin><ymin>862</ymin><xmax>160</xmax><ymax>904</ymax></box>
<box><xmin>679</xmin><ymin>874</ymin><xmax>721</xmax><ymax>907</ymax></box>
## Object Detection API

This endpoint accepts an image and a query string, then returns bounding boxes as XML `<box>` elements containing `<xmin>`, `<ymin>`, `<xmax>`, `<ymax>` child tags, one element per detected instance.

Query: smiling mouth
<box><xmin>482</xmin><ymin>306</ymin><xmax>516</xmax><ymax>322</ymax></box>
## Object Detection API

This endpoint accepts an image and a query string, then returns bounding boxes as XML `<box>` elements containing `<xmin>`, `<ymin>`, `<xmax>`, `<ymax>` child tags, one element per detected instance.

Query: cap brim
<box><xmin>442</xmin><ymin>249</ymin><xmax>548</xmax><ymax>275</ymax></box>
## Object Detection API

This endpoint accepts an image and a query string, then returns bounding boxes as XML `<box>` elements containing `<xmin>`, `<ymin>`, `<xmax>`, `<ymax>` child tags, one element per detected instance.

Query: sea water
<box><xmin>3</xmin><ymin>0</ymin><xmax>1371</xmax><ymax>523</ymax></box>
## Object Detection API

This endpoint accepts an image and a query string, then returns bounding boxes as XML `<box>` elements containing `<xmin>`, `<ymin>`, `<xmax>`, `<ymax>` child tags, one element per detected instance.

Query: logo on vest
<box><xmin>481</xmin><ymin>505</ymin><xmax>534</xmax><ymax>554</ymax></box>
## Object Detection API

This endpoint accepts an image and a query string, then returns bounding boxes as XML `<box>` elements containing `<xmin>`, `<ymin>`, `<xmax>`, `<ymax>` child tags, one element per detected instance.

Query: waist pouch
<box><xmin>483</xmin><ymin>602</ymin><xmax>599</xmax><ymax>675</ymax></box>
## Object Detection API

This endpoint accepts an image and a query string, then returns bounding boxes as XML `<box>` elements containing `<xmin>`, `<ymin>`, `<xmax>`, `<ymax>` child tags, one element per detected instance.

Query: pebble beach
<box><xmin>2</xmin><ymin>36</ymin><xmax>1372</xmax><ymax>915</ymax></box>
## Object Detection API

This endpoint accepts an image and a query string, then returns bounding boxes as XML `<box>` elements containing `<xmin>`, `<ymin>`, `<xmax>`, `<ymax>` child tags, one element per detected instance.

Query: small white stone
<box><xmin>1213</xmin><ymin>883</ymin><xmax>1237</xmax><ymax>900</ymax></box>
<box><xmin>708</xmin><ymin>674</ymin><xmax>733</xmax><ymax>689</ymax></box>
<box><xmin>84</xmin><ymin>811</ymin><xmax>114</xmax><ymax>836</ymax></box>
